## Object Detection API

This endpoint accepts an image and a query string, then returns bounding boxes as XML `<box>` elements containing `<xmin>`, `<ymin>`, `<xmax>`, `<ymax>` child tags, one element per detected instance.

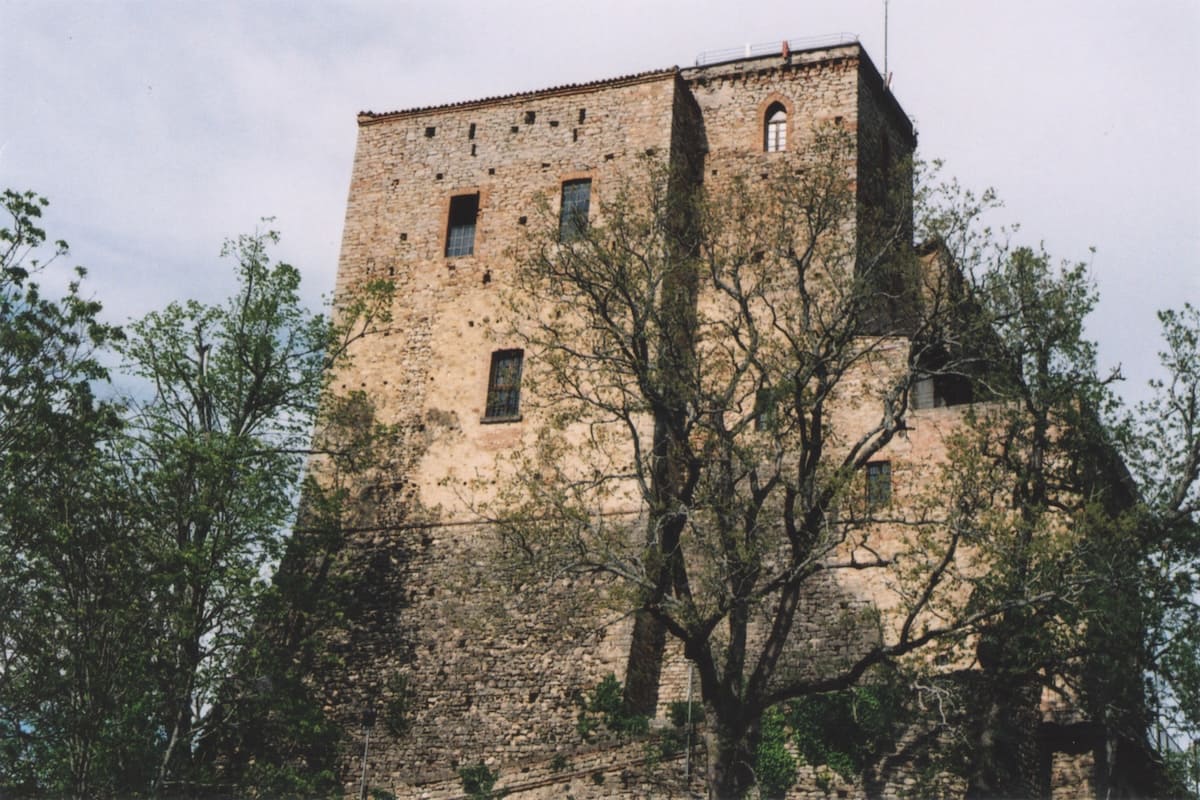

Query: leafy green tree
<box><xmin>1126</xmin><ymin>304</ymin><xmax>1200</xmax><ymax>760</ymax></box>
<box><xmin>115</xmin><ymin>226</ymin><xmax>391</xmax><ymax>793</ymax></box>
<box><xmin>925</xmin><ymin>243</ymin><xmax>1135</xmax><ymax>796</ymax></box>
<box><xmin>0</xmin><ymin>190</ymin><xmax>144</xmax><ymax>798</ymax></box>
<box><xmin>202</xmin><ymin>390</ymin><xmax>404</xmax><ymax>796</ymax></box>
<box><xmin>0</xmin><ymin>194</ymin><xmax>393</xmax><ymax>797</ymax></box>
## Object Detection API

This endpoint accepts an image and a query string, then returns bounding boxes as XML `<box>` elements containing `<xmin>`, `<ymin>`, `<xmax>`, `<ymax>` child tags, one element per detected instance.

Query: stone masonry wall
<box><xmin>326</xmin><ymin>69</ymin><xmax>691</xmax><ymax>797</ymax></box>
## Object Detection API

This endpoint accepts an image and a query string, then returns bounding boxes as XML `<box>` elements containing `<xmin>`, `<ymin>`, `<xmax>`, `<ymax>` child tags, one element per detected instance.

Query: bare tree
<box><xmin>468</xmin><ymin>135</ymin><xmax>1061</xmax><ymax>798</ymax></box>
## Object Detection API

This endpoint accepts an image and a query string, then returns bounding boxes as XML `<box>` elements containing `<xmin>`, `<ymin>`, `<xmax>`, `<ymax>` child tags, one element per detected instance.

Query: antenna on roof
<box><xmin>883</xmin><ymin>0</ymin><xmax>890</xmax><ymax>86</ymax></box>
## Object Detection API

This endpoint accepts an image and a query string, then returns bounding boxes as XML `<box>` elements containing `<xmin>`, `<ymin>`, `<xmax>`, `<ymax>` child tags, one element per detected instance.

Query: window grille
<box><xmin>866</xmin><ymin>461</ymin><xmax>892</xmax><ymax>508</ymax></box>
<box><xmin>445</xmin><ymin>193</ymin><xmax>479</xmax><ymax>257</ymax></box>
<box><xmin>765</xmin><ymin>104</ymin><xmax>787</xmax><ymax>152</ymax></box>
<box><xmin>484</xmin><ymin>349</ymin><xmax>524</xmax><ymax>420</ymax></box>
<box><xmin>559</xmin><ymin>179</ymin><xmax>591</xmax><ymax>241</ymax></box>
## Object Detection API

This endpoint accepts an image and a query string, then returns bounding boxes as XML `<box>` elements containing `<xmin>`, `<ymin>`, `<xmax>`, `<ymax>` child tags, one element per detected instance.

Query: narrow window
<box><xmin>753</xmin><ymin>386</ymin><xmax>776</xmax><ymax>431</ymax></box>
<box><xmin>484</xmin><ymin>349</ymin><xmax>523</xmax><ymax>420</ymax></box>
<box><xmin>468</xmin><ymin>122</ymin><xmax>476</xmax><ymax>139</ymax></box>
<box><xmin>764</xmin><ymin>102</ymin><xmax>787</xmax><ymax>152</ymax></box>
<box><xmin>559</xmin><ymin>179</ymin><xmax>591</xmax><ymax>241</ymax></box>
<box><xmin>445</xmin><ymin>193</ymin><xmax>479</xmax><ymax>257</ymax></box>
<box><xmin>866</xmin><ymin>461</ymin><xmax>892</xmax><ymax>508</ymax></box>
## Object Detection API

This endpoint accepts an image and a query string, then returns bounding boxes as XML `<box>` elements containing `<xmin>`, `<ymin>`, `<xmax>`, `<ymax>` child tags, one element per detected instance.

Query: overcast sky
<box><xmin>2</xmin><ymin>0</ymin><xmax>1197</xmax><ymax>404</ymax></box>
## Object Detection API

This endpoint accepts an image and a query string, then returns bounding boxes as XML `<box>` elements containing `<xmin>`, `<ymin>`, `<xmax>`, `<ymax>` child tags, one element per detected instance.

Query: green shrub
<box><xmin>755</xmin><ymin>707</ymin><xmax>798</xmax><ymax>799</ymax></box>
<box><xmin>459</xmin><ymin>762</ymin><xmax>503</xmax><ymax>800</ymax></box>
<box><xmin>382</xmin><ymin>672</ymin><xmax>413</xmax><ymax>737</ymax></box>
<box><xmin>667</xmin><ymin>699</ymin><xmax>705</xmax><ymax>728</ymax></box>
<box><xmin>575</xmin><ymin>673</ymin><xmax>649</xmax><ymax>739</ymax></box>
<box><xmin>786</xmin><ymin>674</ymin><xmax>907</xmax><ymax>781</ymax></box>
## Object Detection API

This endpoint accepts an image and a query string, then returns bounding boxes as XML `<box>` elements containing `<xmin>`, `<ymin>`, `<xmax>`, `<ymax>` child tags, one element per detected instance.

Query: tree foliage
<box><xmin>0</xmin><ymin>192</ymin><xmax>393</xmax><ymax>798</ymax></box>
<box><xmin>0</xmin><ymin>190</ymin><xmax>135</xmax><ymax>797</ymax></box>
<box><xmin>1127</xmin><ymin>304</ymin><xmax>1200</xmax><ymax>747</ymax></box>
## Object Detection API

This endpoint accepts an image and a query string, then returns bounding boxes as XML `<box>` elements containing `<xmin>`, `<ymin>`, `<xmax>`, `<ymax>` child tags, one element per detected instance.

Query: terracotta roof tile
<box><xmin>358</xmin><ymin>67</ymin><xmax>680</xmax><ymax>124</ymax></box>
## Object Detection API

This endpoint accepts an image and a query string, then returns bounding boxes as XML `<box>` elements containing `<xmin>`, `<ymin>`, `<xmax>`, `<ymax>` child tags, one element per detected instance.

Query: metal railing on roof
<box><xmin>694</xmin><ymin>34</ymin><xmax>859</xmax><ymax>67</ymax></box>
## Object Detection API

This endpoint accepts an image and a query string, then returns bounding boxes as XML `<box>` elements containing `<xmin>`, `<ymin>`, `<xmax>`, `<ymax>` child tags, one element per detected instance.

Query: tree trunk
<box><xmin>963</xmin><ymin>667</ymin><xmax>1042</xmax><ymax>799</ymax></box>
<box><xmin>704</xmin><ymin>707</ymin><xmax>758</xmax><ymax>800</ymax></box>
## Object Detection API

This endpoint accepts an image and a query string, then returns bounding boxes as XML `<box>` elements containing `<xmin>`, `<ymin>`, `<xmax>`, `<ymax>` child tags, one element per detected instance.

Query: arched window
<box><xmin>764</xmin><ymin>102</ymin><xmax>787</xmax><ymax>152</ymax></box>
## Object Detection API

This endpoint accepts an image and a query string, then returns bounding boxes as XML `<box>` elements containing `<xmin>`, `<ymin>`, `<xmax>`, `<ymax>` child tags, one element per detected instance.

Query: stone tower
<box><xmin>316</xmin><ymin>39</ymin><xmax>923</xmax><ymax>799</ymax></box>
<box><xmin>310</xmin><ymin>38</ymin><xmax>1149</xmax><ymax>800</ymax></box>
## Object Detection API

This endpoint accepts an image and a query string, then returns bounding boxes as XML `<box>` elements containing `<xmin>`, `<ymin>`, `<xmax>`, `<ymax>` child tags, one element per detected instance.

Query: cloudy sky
<box><xmin>2</xmin><ymin>0</ymin><xmax>1197</xmax><ymax>403</ymax></box>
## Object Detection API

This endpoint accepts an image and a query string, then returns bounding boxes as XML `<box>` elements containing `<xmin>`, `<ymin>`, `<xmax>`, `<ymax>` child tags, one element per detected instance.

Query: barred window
<box><xmin>445</xmin><ymin>193</ymin><xmax>479</xmax><ymax>257</ymax></box>
<box><xmin>484</xmin><ymin>349</ymin><xmax>524</xmax><ymax>420</ymax></box>
<box><xmin>559</xmin><ymin>179</ymin><xmax>591</xmax><ymax>241</ymax></box>
<box><xmin>764</xmin><ymin>103</ymin><xmax>787</xmax><ymax>153</ymax></box>
<box><xmin>866</xmin><ymin>461</ymin><xmax>892</xmax><ymax>508</ymax></box>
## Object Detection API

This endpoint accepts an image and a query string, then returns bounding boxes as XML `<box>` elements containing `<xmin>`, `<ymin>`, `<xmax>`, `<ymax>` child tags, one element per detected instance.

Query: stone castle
<box><xmin>310</xmin><ymin>38</ymin><xmax>1152</xmax><ymax>799</ymax></box>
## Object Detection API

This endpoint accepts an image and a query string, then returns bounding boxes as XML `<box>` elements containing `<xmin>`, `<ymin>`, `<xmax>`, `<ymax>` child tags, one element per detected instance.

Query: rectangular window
<box><xmin>911</xmin><ymin>372</ymin><xmax>972</xmax><ymax>409</ymax></box>
<box><xmin>559</xmin><ymin>179</ymin><xmax>591</xmax><ymax>241</ymax></box>
<box><xmin>866</xmin><ymin>461</ymin><xmax>892</xmax><ymax>508</ymax></box>
<box><xmin>445</xmin><ymin>193</ymin><xmax>479</xmax><ymax>257</ymax></box>
<box><xmin>484</xmin><ymin>349</ymin><xmax>523</xmax><ymax>420</ymax></box>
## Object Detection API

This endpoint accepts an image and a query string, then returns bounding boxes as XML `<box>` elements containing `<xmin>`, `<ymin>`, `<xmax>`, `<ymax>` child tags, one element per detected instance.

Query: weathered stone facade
<box><xmin>311</xmin><ymin>40</ymin><xmax>1145</xmax><ymax>800</ymax></box>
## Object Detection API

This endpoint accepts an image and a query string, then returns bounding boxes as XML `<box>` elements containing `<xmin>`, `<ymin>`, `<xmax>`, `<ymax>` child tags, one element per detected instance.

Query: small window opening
<box><xmin>425</xmin><ymin>126</ymin><xmax>436</xmax><ymax>138</ymax></box>
<box><xmin>524</xmin><ymin>111</ymin><xmax>536</xmax><ymax>125</ymax></box>
<box><xmin>764</xmin><ymin>102</ymin><xmax>787</xmax><ymax>152</ymax></box>
<box><xmin>911</xmin><ymin>365</ymin><xmax>973</xmax><ymax>410</ymax></box>
<box><xmin>559</xmin><ymin>179</ymin><xmax>591</xmax><ymax>242</ymax></box>
<box><xmin>470</xmin><ymin>144</ymin><xmax>476</xmax><ymax>156</ymax></box>
<box><xmin>445</xmin><ymin>193</ymin><xmax>479</xmax><ymax>257</ymax></box>
<box><xmin>510</xmin><ymin>125</ymin><xmax>519</xmax><ymax>134</ymax></box>
<box><xmin>484</xmin><ymin>349</ymin><xmax>523</xmax><ymax>420</ymax></box>
<box><xmin>866</xmin><ymin>461</ymin><xmax>892</xmax><ymax>508</ymax></box>
<box><xmin>468</xmin><ymin>122</ymin><xmax>476</xmax><ymax>139</ymax></box>
<box><xmin>572</xmin><ymin>128</ymin><xmax>578</xmax><ymax>142</ymax></box>
<box><xmin>549</xmin><ymin>120</ymin><xmax>559</xmax><ymax>127</ymax></box>
<box><xmin>578</xmin><ymin>108</ymin><xmax>586</xmax><ymax>123</ymax></box>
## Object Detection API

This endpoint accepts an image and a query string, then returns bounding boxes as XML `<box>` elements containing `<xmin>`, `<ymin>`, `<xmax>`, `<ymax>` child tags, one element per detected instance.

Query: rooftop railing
<box><xmin>694</xmin><ymin>34</ymin><xmax>859</xmax><ymax>67</ymax></box>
